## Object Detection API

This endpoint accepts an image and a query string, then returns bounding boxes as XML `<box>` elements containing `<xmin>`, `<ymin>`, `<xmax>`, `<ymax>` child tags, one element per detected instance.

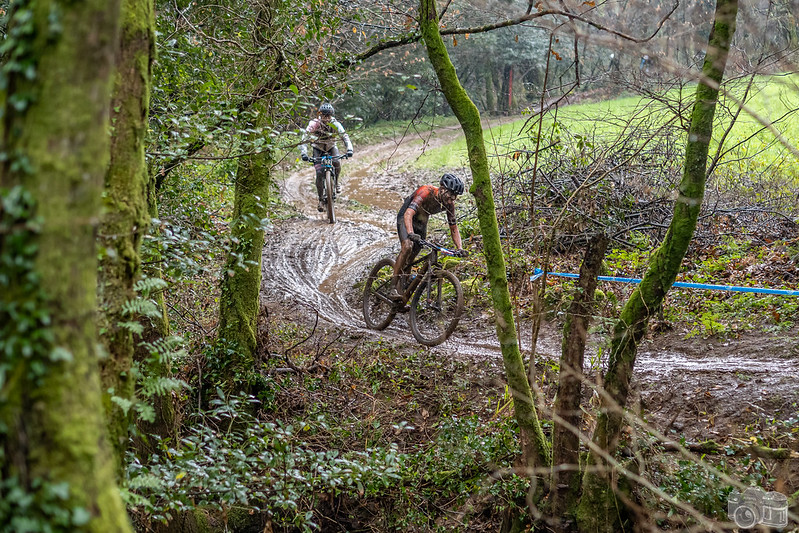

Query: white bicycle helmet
<box><xmin>319</xmin><ymin>103</ymin><xmax>335</xmax><ymax>116</ymax></box>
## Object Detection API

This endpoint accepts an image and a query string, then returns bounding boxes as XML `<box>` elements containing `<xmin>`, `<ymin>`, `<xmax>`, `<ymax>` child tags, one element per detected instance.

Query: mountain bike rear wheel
<box><xmin>363</xmin><ymin>258</ymin><xmax>397</xmax><ymax>330</ymax></box>
<box><xmin>325</xmin><ymin>170</ymin><xmax>336</xmax><ymax>224</ymax></box>
<box><xmin>410</xmin><ymin>270</ymin><xmax>463</xmax><ymax>346</ymax></box>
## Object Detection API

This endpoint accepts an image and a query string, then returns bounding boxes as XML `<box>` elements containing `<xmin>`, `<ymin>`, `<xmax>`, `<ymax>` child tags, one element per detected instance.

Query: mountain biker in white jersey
<box><xmin>300</xmin><ymin>103</ymin><xmax>354</xmax><ymax>212</ymax></box>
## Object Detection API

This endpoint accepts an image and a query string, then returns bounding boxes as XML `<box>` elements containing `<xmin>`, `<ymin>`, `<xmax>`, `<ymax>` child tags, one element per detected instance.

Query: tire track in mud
<box><xmin>261</xmin><ymin>217</ymin><xmax>391</xmax><ymax>330</ymax></box>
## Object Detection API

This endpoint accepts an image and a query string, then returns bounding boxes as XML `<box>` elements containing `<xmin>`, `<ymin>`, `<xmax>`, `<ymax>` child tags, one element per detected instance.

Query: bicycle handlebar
<box><xmin>307</xmin><ymin>154</ymin><xmax>350</xmax><ymax>164</ymax></box>
<box><xmin>418</xmin><ymin>238</ymin><xmax>459</xmax><ymax>257</ymax></box>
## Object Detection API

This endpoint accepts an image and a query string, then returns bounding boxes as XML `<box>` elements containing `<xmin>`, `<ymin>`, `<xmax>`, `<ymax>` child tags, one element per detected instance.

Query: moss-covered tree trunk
<box><xmin>0</xmin><ymin>0</ymin><xmax>132</xmax><ymax>530</ymax></box>
<box><xmin>216</xmin><ymin>1</ymin><xmax>280</xmax><ymax>380</ymax></box>
<box><xmin>419</xmin><ymin>0</ymin><xmax>550</xmax><ymax>470</ymax></box>
<box><xmin>216</xmin><ymin>101</ymin><xmax>273</xmax><ymax>375</ymax></box>
<box><xmin>98</xmin><ymin>0</ymin><xmax>156</xmax><ymax>467</ymax></box>
<box><xmin>551</xmin><ymin>234</ymin><xmax>608</xmax><ymax>519</ymax></box>
<box><xmin>576</xmin><ymin>2</ymin><xmax>738</xmax><ymax>531</ymax></box>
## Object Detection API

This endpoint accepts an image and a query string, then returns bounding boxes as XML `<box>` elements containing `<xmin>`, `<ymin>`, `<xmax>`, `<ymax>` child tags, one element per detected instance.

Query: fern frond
<box><xmin>122</xmin><ymin>298</ymin><xmax>161</xmax><ymax>319</ymax></box>
<box><xmin>134</xmin><ymin>277</ymin><xmax>168</xmax><ymax>296</ymax></box>
<box><xmin>142</xmin><ymin>376</ymin><xmax>187</xmax><ymax>397</ymax></box>
<box><xmin>140</xmin><ymin>336</ymin><xmax>187</xmax><ymax>364</ymax></box>
<box><xmin>134</xmin><ymin>402</ymin><xmax>156</xmax><ymax>423</ymax></box>
<box><xmin>119</xmin><ymin>321</ymin><xmax>145</xmax><ymax>335</ymax></box>
<box><xmin>127</xmin><ymin>473</ymin><xmax>164</xmax><ymax>491</ymax></box>
<box><xmin>111</xmin><ymin>395</ymin><xmax>134</xmax><ymax>416</ymax></box>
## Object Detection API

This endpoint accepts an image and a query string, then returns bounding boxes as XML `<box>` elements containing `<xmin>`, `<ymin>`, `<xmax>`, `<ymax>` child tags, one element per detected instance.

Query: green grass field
<box><xmin>412</xmin><ymin>74</ymin><xmax>799</xmax><ymax>178</ymax></box>
<box><xmin>348</xmin><ymin>114</ymin><xmax>462</xmax><ymax>147</ymax></box>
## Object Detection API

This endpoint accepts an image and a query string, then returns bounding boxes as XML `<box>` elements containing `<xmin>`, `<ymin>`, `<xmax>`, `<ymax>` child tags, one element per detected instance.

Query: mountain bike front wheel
<box><xmin>363</xmin><ymin>258</ymin><xmax>397</xmax><ymax>330</ymax></box>
<box><xmin>325</xmin><ymin>170</ymin><xmax>336</xmax><ymax>224</ymax></box>
<box><xmin>410</xmin><ymin>270</ymin><xmax>463</xmax><ymax>346</ymax></box>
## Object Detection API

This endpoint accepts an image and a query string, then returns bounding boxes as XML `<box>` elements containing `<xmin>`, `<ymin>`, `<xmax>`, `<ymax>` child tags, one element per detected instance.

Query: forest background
<box><xmin>0</xmin><ymin>0</ymin><xmax>798</xmax><ymax>532</ymax></box>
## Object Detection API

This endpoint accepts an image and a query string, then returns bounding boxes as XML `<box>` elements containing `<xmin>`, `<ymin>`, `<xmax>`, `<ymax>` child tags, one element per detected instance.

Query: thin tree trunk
<box><xmin>501</xmin><ymin>64</ymin><xmax>512</xmax><ymax>114</ymax></box>
<box><xmin>551</xmin><ymin>234</ymin><xmax>608</xmax><ymax>519</ymax></box>
<box><xmin>141</xmin><ymin>163</ymin><xmax>172</xmax><ymax>344</ymax></box>
<box><xmin>216</xmin><ymin>0</ymin><xmax>280</xmax><ymax>379</ymax></box>
<box><xmin>0</xmin><ymin>0</ymin><xmax>132</xmax><ymax>530</ymax></box>
<box><xmin>216</xmin><ymin>104</ymin><xmax>273</xmax><ymax>370</ymax></box>
<box><xmin>576</xmin><ymin>2</ymin><xmax>738</xmax><ymax>531</ymax></box>
<box><xmin>419</xmin><ymin>0</ymin><xmax>550</xmax><ymax>471</ymax></box>
<box><xmin>98</xmin><ymin>0</ymin><xmax>156</xmax><ymax>468</ymax></box>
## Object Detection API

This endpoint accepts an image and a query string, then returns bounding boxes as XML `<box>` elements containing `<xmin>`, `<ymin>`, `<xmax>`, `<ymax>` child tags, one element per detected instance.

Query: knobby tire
<box><xmin>363</xmin><ymin>258</ymin><xmax>397</xmax><ymax>330</ymax></box>
<box><xmin>325</xmin><ymin>170</ymin><xmax>336</xmax><ymax>224</ymax></box>
<box><xmin>410</xmin><ymin>270</ymin><xmax>463</xmax><ymax>346</ymax></box>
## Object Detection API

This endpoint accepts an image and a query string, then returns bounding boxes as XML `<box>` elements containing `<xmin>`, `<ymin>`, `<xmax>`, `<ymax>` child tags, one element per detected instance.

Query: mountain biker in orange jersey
<box><xmin>300</xmin><ymin>103</ymin><xmax>354</xmax><ymax>212</ymax></box>
<box><xmin>389</xmin><ymin>173</ymin><xmax>468</xmax><ymax>301</ymax></box>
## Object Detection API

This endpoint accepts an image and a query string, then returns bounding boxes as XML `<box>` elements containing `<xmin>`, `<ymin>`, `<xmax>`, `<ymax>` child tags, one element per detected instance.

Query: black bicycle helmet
<box><xmin>319</xmin><ymin>102</ymin><xmax>335</xmax><ymax>116</ymax></box>
<box><xmin>440</xmin><ymin>173</ymin><xmax>465</xmax><ymax>195</ymax></box>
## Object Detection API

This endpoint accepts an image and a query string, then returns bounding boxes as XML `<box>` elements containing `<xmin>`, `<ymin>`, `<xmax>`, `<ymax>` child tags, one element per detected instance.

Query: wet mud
<box><xmin>262</xmin><ymin>123</ymin><xmax>799</xmax><ymax>442</ymax></box>
<box><xmin>635</xmin><ymin>330</ymin><xmax>799</xmax><ymax>439</ymax></box>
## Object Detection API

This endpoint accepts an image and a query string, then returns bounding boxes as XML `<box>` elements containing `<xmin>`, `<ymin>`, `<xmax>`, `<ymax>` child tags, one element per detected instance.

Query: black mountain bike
<box><xmin>308</xmin><ymin>153</ymin><xmax>348</xmax><ymax>224</ymax></box>
<box><xmin>363</xmin><ymin>239</ymin><xmax>464</xmax><ymax>346</ymax></box>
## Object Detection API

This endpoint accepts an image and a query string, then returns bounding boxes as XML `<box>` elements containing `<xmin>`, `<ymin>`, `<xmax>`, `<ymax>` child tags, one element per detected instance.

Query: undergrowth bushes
<box><xmin>125</xmin><ymin>327</ymin><xmax>531</xmax><ymax>532</ymax></box>
<box><xmin>125</xmin><ymin>390</ymin><xmax>403</xmax><ymax>531</ymax></box>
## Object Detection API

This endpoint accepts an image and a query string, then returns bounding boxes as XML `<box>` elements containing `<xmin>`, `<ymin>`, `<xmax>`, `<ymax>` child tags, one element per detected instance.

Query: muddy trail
<box><xmin>261</xmin><ymin>120</ymin><xmax>799</xmax><ymax>441</ymax></box>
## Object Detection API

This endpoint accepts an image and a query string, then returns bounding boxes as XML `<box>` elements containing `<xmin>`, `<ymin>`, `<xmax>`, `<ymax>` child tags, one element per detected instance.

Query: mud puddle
<box><xmin>638</xmin><ymin>351</ymin><xmax>797</xmax><ymax>383</ymax></box>
<box><xmin>344</xmin><ymin>166</ymin><xmax>403</xmax><ymax>213</ymax></box>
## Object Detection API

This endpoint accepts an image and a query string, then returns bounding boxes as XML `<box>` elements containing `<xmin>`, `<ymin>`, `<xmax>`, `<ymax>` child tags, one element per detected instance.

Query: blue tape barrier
<box><xmin>530</xmin><ymin>268</ymin><xmax>799</xmax><ymax>296</ymax></box>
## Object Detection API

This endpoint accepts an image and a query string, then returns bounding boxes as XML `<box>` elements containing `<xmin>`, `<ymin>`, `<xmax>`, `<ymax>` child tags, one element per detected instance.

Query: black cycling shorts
<box><xmin>397</xmin><ymin>211</ymin><xmax>427</xmax><ymax>243</ymax></box>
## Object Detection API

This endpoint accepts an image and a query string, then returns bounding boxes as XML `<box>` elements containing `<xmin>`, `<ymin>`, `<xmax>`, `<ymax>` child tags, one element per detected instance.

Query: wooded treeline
<box><xmin>0</xmin><ymin>0</ymin><xmax>797</xmax><ymax>531</ymax></box>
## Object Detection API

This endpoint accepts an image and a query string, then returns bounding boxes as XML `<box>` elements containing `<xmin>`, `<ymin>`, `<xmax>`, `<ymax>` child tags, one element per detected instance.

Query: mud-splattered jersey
<box><xmin>399</xmin><ymin>185</ymin><xmax>456</xmax><ymax>226</ymax></box>
<box><xmin>300</xmin><ymin>117</ymin><xmax>353</xmax><ymax>155</ymax></box>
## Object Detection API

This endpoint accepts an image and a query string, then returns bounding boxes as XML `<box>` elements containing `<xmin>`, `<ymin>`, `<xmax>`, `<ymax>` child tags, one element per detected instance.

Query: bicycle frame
<box><xmin>399</xmin><ymin>240</ymin><xmax>454</xmax><ymax>303</ymax></box>
<box><xmin>308</xmin><ymin>153</ymin><xmax>347</xmax><ymax>225</ymax></box>
<box><xmin>309</xmin><ymin>154</ymin><xmax>344</xmax><ymax>193</ymax></box>
<box><xmin>362</xmin><ymin>237</ymin><xmax>463</xmax><ymax>346</ymax></box>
